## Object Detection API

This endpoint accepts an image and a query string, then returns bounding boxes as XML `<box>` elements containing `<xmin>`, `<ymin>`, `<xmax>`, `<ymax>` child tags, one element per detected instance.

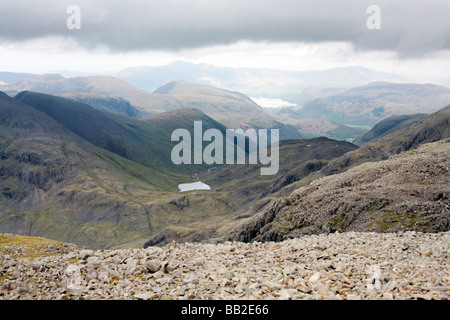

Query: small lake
<box><xmin>178</xmin><ymin>181</ymin><xmax>211</xmax><ymax>192</ymax></box>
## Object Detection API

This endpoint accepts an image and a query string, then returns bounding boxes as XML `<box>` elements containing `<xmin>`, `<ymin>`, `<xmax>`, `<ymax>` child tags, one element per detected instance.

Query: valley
<box><xmin>0</xmin><ymin>63</ymin><xmax>449</xmax><ymax>252</ymax></box>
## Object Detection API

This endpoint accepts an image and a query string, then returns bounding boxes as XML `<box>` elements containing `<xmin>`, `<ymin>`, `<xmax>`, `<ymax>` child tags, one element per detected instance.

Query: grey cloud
<box><xmin>0</xmin><ymin>0</ymin><xmax>449</xmax><ymax>57</ymax></box>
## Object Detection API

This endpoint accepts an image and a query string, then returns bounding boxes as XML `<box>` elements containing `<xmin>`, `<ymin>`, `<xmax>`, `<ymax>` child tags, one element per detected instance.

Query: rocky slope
<box><xmin>57</xmin><ymin>92</ymin><xmax>143</xmax><ymax>118</ymax></box>
<box><xmin>224</xmin><ymin>139</ymin><xmax>450</xmax><ymax>243</ymax></box>
<box><xmin>144</xmin><ymin>106</ymin><xmax>450</xmax><ymax>247</ymax></box>
<box><xmin>1</xmin><ymin>232</ymin><xmax>449</xmax><ymax>300</ymax></box>
<box><xmin>321</xmin><ymin>105</ymin><xmax>450</xmax><ymax>176</ymax></box>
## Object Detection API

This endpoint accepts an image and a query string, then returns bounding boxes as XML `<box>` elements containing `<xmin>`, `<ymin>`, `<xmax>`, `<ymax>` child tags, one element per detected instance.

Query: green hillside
<box><xmin>0</xmin><ymin>92</ymin><xmax>238</xmax><ymax>249</ymax></box>
<box><xmin>354</xmin><ymin>113</ymin><xmax>428</xmax><ymax>145</ymax></box>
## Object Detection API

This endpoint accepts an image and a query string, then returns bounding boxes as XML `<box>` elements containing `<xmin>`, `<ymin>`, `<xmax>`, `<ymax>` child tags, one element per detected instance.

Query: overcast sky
<box><xmin>1</xmin><ymin>0</ymin><xmax>450</xmax><ymax>79</ymax></box>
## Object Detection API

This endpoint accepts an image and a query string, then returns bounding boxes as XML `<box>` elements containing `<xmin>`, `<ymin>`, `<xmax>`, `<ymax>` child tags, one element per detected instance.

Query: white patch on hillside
<box><xmin>178</xmin><ymin>181</ymin><xmax>211</xmax><ymax>192</ymax></box>
<box><xmin>251</xmin><ymin>97</ymin><xmax>297</xmax><ymax>108</ymax></box>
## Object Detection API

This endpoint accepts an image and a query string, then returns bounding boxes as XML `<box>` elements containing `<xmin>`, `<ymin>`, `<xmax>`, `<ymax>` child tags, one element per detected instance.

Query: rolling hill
<box><xmin>152</xmin><ymin>81</ymin><xmax>305</xmax><ymax>140</ymax></box>
<box><xmin>0</xmin><ymin>74</ymin><xmax>170</xmax><ymax>117</ymax></box>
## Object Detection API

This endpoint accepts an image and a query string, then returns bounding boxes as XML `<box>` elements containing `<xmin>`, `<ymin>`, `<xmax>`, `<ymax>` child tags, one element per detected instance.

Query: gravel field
<box><xmin>0</xmin><ymin>231</ymin><xmax>449</xmax><ymax>300</ymax></box>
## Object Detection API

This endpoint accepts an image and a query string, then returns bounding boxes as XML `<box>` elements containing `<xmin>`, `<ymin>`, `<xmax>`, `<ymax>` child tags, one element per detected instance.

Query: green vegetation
<box><xmin>2</xmin><ymin>81</ymin><xmax>449</xmax><ymax>250</ymax></box>
<box><xmin>0</xmin><ymin>92</ymin><xmax>238</xmax><ymax>249</ymax></box>
<box><xmin>200</xmin><ymin>137</ymin><xmax>358</xmax><ymax>215</ymax></box>
<box><xmin>354</xmin><ymin>114</ymin><xmax>428</xmax><ymax>145</ymax></box>
<box><xmin>368</xmin><ymin>212</ymin><xmax>421</xmax><ymax>232</ymax></box>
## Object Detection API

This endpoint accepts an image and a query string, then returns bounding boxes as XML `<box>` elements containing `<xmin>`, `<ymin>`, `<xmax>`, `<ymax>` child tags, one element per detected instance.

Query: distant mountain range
<box><xmin>3</xmin><ymin>68</ymin><xmax>450</xmax><ymax>142</ymax></box>
<box><xmin>276</xmin><ymin>81</ymin><xmax>450</xmax><ymax>128</ymax></box>
<box><xmin>0</xmin><ymin>75</ymin><xmax>304</xmax><ymax>140</ymax></box>
<box><xmin>0</xmin><ymin>72</ymin><xmax>36</xmax><ymax>84</ymax></box>
<box><xmin>114</xmin><ymin>61</ymin><xmax>413</xmax><ymax>100</ymax></box>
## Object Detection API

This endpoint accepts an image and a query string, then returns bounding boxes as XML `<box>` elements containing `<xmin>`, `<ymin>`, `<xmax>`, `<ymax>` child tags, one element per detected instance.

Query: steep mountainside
<box><xmin>217</xmin><ymin>104</ymin><xmax>450</xmax><ymax>242</ymax></box>
<box><xmin>15</xmin><ymin>91</ymin><xmax>146</xmax><ymax>165</ymax></box>
<box><xmin>15</xmin><ymin>91</ymin><xmax>233</xmax><ymax>174</ymax></box>
<box><xmin>354</xmin><ymin>113</ymin><xmax>428</xmax><ymax>145</ymax></box>
<box><xmin>225</xmin><ymin>139</ymin><xmax>450</xmax><ymax>242</ymax></box>
<box><xmin>57</xmin><ymin>92</ymin><xmax>143</xmax><ymax>118</ymax></box>
<box><xmin>0</xmin><ymin>92</ymin><xmax>240</xmax><ymax>249</ymax></box>
<box><xmin>0</xmin><ymin>92</ymin><xmax>180</xmax><ymax>248</ymax></box>
<box><xmin>321</xmin><ymin>105</ymin><xmax>450</xmax><ymax>176</ymax></box>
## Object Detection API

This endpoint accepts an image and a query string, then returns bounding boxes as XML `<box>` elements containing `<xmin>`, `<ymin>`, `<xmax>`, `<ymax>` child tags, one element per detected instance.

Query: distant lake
<box><xmin>178</xmin><ymin>181</ymin><xmax>211</xmax><ymax>192</ymax></box>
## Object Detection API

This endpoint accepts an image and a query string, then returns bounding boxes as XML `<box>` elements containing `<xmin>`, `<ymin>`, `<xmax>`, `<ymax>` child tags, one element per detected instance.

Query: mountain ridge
<box><xmin>354</xmin><ymin>113</ymin><xmax>429</xmax><ymax>145</ymax></box>
<box><xmin>115</xmin><ymin>61</ymin><xmax>413</xmax><ymax>97</ymax></box>
<box><xmin>224</xmin><ymin>138</ymin><xmax>450</xmax><ymax>242</ymax></box>
<box><xmin>1</xmin><ymin>76</ymin><xmax>305</xmax><ymax>140</ymax></box>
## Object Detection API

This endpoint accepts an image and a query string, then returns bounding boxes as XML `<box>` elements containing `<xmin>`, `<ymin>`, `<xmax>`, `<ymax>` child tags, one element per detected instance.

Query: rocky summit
<box><xmin>0</xmin><ymin>231</ymin><xmax>449</xmax><ymax>300</ymax></box>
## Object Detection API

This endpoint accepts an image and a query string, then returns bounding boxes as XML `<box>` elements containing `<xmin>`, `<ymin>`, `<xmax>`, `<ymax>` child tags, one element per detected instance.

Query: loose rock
<box><xmin>0</xmin><ymin>231</ymin><xmax>449</xmax><ymax>300</ymax></box>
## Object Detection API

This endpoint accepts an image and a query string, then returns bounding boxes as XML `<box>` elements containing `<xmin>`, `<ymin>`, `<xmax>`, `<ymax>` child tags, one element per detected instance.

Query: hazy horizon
<box><xmin>0</xmin><ymin>1</ymin><xmax>449</xmax><ymax>81</ymax></box>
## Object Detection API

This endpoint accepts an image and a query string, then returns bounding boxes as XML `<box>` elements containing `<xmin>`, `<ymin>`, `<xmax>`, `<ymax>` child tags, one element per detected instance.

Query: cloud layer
<box><xmin>0</xmin><ymin>0</ymin><xmax>449</xmax><ymax>57</ymax></box>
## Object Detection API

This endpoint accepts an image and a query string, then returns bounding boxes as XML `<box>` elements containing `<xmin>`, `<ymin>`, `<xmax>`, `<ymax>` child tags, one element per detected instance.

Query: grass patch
<box><xmin>369</xmin><ymin>211</ymin><xmax>421</xmax><ymax>232</ymax></box>
<box><xmin>0</xmin><ymin>233</ymin><xmax>66</xmax><ymax>260</ymax></box>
